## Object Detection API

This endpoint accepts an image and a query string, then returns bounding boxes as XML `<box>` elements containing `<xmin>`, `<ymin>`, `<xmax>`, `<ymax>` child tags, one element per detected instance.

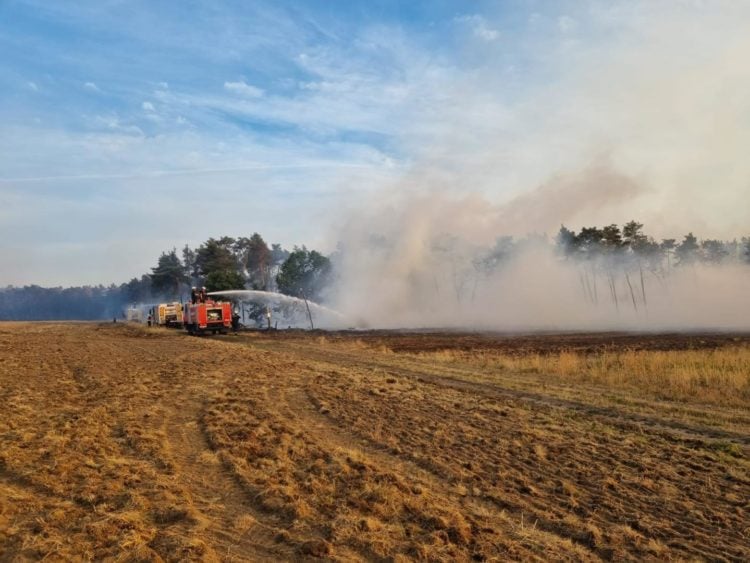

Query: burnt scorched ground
<box><xmin>272</xmin><ymin>329</ymin><xmax>750</xmax><ymax>355</ymax></box>
<box><xmin>0</xmin><ymin>323</ymin><xmax>748</xmax><ymax>561</ymax></box>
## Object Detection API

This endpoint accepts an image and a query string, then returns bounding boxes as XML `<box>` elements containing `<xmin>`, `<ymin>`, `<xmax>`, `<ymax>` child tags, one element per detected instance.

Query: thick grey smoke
<box><xmin>326</xmin><ymin>177</ymin><xmax>749</xmax><ymax>330</ymax></box>
<box><xmin>322</xmin><ymin>2</ymin><xmax>750</xmax><ymax>330</ymax></box>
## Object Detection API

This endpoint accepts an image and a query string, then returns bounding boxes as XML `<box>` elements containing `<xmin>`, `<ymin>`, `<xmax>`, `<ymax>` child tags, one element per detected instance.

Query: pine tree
<box><xmin>150</xmin><ymin>249</ymin><xmax>187</xmax><ymax>298</ymax></box>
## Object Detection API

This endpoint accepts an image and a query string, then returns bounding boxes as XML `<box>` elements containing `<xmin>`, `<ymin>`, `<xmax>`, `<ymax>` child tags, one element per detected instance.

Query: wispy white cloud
<box><xmin>27</xmin><ymin>81</ymin><xmax>38</xmax><ymax>91</ymax></box>
<box><xmin>83</xmin><ymin>81</ymin><xmax>101</xmax><ymax>92</ymax></box>
<box><xmin>141</xmin><ymin>101</ymin><xmax>155</xmax><ymax>112</ymax></box>
<box><xmin>0</xmin><ymin>162</ymin><xmax>379</xmax><ymax>184</ymax></box>
<box><xmin>224</xmin><ymin>80</ymin><xmax>264</xmax><ymax>97</ymax></box>
<box><xmin>91</xmin><ymin>114</ymin><xmax>144</xmax><ymax>136</ymax></box>
<box><xmin>455</xmin><ymin>14</ymin><xmax>500</xmax><ymax>42</ymax></box>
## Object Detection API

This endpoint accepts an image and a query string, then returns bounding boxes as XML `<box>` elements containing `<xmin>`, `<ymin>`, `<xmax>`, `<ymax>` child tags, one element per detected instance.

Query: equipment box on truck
<box><xmin>184</xmin><ymin>300</ymin><xmax>231</xmax><ymax>335</ymax></box>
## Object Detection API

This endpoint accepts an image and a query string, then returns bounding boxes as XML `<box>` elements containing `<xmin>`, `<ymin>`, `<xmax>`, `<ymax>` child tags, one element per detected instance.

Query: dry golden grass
<box><xmin>409</xmin><ymin>345</ymin><xmax>750</xmax><ymax>406</ymax></box>
<box><xmin>1</xmin><ymin>323</ymin><xmax>748</xmax><ymax>561</ymax></box>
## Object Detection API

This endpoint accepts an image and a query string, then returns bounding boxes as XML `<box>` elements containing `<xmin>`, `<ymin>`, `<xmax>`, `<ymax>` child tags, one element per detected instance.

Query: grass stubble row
<box><xmin>1</xmin><ymin>323</ymin><xmax>748</xmax><ymax>561</ymax></box>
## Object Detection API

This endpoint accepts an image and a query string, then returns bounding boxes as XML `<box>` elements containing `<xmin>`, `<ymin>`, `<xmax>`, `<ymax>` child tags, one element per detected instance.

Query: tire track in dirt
<box><xmin>50</xmin><ymin>328</ymin><xmax>292</xmax><ymax>561</ymax></box>
<box><xmin>0</xmin><ymin>466</ymin><xmax>73</xmax><ymax>506</ymax></box>
<box><xmin>297</xmin><ymin>387</ymin><xmax>606</xmax><ymax>558</ymax></box>
<box><xmin>154</xmin><ymin>334</ymin><xmax>740</xmax><ymax>555</ymax></box>
<box><xmin>387</xmin><ymin>351</ymin><xmax>750</xmax><ymax>427</ymax></box>
<box><xmin>272</xmin><ymin>380</ymin><xmax>462</xmax><ymax>507</ymax></box>
<box><xmin>4</xmin><ymin>324</ymin><xmax>746</xmax><ymax>561</ymax></box>
<box><xmin>413</xmin><ymin>363</ymin><xmax>750</xmax><ymax>446</ymax></box>
<box><xmin>257</xmin><ymin>369</ymin><xmax>598</xmax><ymax>560</ymax></box>
<box><xmin>331</xmin><ymin>358</ymin><xmax>745</xmax><ymax>560</ymax></box>
<box><xmin>91</xmin><ymin>333</ymin><xmax>293</xmax><ymax>562</ymax></box>
<box><xmin>161</xmin><ymin>393</ymin><xmax>292</xmax><ymax>562</ymax></box>
<box><xmin>259</xmin><ymin>361</ymin><xmax>616</xmax><ymax>558</ymax></box>
<box><xmin>295</xmin><ymin>365</ymin><xmax>612</xmax><ymax>557</ymax></box>
<box><xmin>277</xmin><ymin>343</ymin><xmax>750</xmax><ymax>449</ymax></box>
<box><xmin>255</xmin><ymin>383</ymin><xmax>390</xmax><ymax>562</ymax></box>
<box><xmin>242</xmin><ymin>340</ymin><xmax>748</xmax><ymax>561</ymax></box>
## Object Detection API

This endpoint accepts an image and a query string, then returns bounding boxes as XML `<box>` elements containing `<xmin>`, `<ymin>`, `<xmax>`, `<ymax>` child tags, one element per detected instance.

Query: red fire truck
<box><xmin>183</xmin><ymin>299</ymin><xmax>232</xmax><ymax>335</ymax></box>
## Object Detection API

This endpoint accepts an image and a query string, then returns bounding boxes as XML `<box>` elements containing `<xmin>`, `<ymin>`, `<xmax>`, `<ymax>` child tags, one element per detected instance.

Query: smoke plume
<box><xmin>322</xmin><ymin>2</ymin><xmax>750</xmax><ymax>330</ymax></box>
<box><xmin>326</xmin><ymin>179</ymin><xmax>748</xmax><ymax>330</ymax></box>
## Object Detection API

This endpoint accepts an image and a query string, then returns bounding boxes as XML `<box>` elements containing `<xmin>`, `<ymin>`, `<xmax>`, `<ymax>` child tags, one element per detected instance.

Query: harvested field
<box><xmin>1</xmin><ymin>323</ymin><xmax>748</xmax><ymax>561</ymax></box>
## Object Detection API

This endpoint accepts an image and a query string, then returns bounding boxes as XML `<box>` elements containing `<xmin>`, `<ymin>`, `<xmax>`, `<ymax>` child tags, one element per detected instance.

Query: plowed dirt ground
<box><xmin>1</xmin><ymin>322</ymin><xmax>748</xmax><ymax>561</ymax></box>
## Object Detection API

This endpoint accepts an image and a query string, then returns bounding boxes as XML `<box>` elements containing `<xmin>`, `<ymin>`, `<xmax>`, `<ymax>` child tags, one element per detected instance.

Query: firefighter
<box><xmin>190</xmin><ymin>287</ymin><xmax>198</xmax><ymax>305</ymax></box>
<box><xmin>147</xmin><ymin>313</ymin><xmax>152</xmax><ymax>327</ymax></box>
<box><xmin>200</xmin><ymin>286</ymin><xmax>207</xmax><ymax>303</ymax></box>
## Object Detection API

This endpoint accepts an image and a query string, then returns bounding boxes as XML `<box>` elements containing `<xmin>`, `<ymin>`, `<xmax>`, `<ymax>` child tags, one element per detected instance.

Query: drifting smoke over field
<box><xmin>322</xmin><ymin>3</ymin><xmax>750</xmax><ymax>330</ymax></box>
<box><xmin>327</xmin><ymin>179</ymin><xmax>749</xmax><ymax>330</ymax></box>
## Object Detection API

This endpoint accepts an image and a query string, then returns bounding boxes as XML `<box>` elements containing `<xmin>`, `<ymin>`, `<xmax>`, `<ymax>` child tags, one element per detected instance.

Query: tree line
<box><xmin>555</xmin><ymin>221</ymin><xmax>748</xmax><ymax>269</ymax></box>
<box><xmin>551</xmin><ymin>222</ymin><xmax>750</xmax><ymax>311</ymax></box>
<box><xmin>0</xmin><ymin>233</ymin><xmax>331</xmax><ymax>320</ymax></box>
<box><xmin>0</xmin><ymin>223</ymin><xmax>748</xmax><ymax>320</ymax></box>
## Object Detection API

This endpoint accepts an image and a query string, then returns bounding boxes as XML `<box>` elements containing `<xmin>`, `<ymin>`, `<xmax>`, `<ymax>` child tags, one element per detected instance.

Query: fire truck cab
<box><xmin>184</xmin><ymin>300</ymin><xmax>232</xmax><ymax>335</ymax></box>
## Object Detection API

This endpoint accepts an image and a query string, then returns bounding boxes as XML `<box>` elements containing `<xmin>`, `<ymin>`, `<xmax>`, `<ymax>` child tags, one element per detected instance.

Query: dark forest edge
<box><xmin>1</xmin><ymin>224</ymin><xmax>749</xmax><ymax>321</ymax></box>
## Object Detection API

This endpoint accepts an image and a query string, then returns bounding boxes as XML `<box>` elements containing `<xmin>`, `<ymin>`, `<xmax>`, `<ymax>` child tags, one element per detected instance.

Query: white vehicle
<box><xmin>126</xmin><ymin>307</ymin><xmax>144</xmax><ymax>323</ymax></box>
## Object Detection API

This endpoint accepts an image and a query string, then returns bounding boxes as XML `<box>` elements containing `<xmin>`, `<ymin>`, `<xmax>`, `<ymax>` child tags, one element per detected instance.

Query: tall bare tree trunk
<box><xmin>625</xmin><ymin>273</ymin><xmax>638</xmax><ymax>312</ymax></box>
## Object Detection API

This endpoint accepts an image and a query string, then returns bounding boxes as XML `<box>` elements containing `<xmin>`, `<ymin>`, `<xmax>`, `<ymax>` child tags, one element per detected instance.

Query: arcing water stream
<box><xmin>208</xmin><ymin>290</ymin><xmax>348</xmax><ymax>328</ymax></box>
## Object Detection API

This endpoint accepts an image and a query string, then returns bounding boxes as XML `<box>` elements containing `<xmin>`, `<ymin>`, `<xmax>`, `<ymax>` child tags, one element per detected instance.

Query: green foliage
<box><xmin>271</xmin><ymin>243</ymin><xmax>290</xmax><ymax>266</ymax></box>
<box><xmin>660</xmin><ymin>238</ymin><xmax>676</xmax><ymax>251</ymax></box>
<box><xmin>622</xmin><ymin>220</ymin><xmax>646</xmax><ymax>247</ymax></box>
<box><xmin>276</xmin><ymin>246</ymin><xmax>332</xmax><ymax>301</ymax></box>
<box><xmin>270</xmin><ymin>243</ymin><xmax>290</xmax><ymax>291</ymax></box>
<box><xmin>204</xmin><ymin>270</ymin><xmax>245</xmax><ymax>292</ymax></box>
<box><xmin>554</xmin><ymin>224</ymin><xmax>747</xmax><ymax>272</ymax></box>
<box><xmin>150</xmin><ymin>249</ymin><xmax>187</xmax><ymax>298</ymax></box>
<box><xmin>601</xmin><ymin>224</ymin><xmax>624</xmax><ymax>250</ymax></box>
<box><xmin>235</xmin><ymin>233</ymin><xmax>271</xmax><ymax>289</ymax></box>
<box><xmin>182</xmin><ymin>245</ymin><xmax>198</xmax><ymax>285</ymax></box>
<box><xmin>193</xmin><ymin>237</ymin><xmax>244</xmax><ymax>290</ymax></box>
<box><xmin>196</xmin><ymin>238</ymin><xmax>239</xmax><ymax>277</ymax></box>
<box><xmin>575</xmin><ymin>227</ymin><xmax>605</xmax><ymax>257</ymax></box>
<box><xmin>0</xmin><ymin>285</ymin><xmax>123</xmax><ymax>320</ymax></box>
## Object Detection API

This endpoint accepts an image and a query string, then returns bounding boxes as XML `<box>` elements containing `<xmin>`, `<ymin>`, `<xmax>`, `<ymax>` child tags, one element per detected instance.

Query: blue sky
<box><xmin>1</xmin><ymin>0</ymin><xmax>749</xmax><ymax>285</ymax></box>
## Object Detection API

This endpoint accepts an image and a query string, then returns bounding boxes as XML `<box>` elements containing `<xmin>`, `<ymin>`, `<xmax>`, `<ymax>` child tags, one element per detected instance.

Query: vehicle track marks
<box><xmin>277</xmin><ymin>343</ymin><xmax>750</xmax><ymax>449</ymax></box>
<box><xmin>161</xmin><ymin>395</ymin><xmax>291</xmax><ymax>562</ymax></box>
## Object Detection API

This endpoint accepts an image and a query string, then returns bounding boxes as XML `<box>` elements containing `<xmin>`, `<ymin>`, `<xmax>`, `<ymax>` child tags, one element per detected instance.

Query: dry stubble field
<box><xmin>0</xmin><ymin>322</ymin><xmax>748</xmax><ymax>561</ymax></box>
